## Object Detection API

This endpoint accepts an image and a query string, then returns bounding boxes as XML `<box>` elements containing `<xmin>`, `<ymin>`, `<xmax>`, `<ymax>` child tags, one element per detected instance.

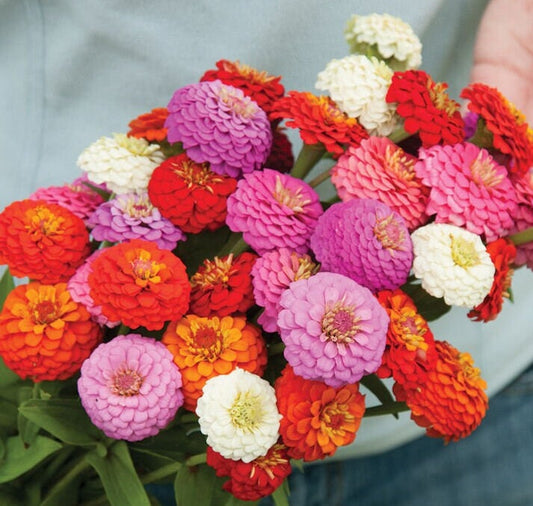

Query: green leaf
<box><xmin>0</xmin><ymin>268</ymin><xmax>14</xmax><ymax>312</ymax></box>
<box><xmin>85</xmin><ymin>441</ymin><xmax>151</xmax><ymax>506</ymax></box>
<box><xmin>0</xmin><ymin>435</ymin><xmax>62</xmax><ymax>483</ymax></box>
<box><xmin>360</xmin><ymin>374</ymin><xmax>399</xmax><ymax>419</ymax></box>
<box><xmin>400</xmin><ymin>282</ymin><xmax>451</xmax><ymax>321</ymax></box>
<box><xmin>18</xmin><ymin>386</ymin><xmax>40</xmax><ymax>446</ymax></box>
<box><xmin>174</xmin><ymin>463</ymin><xmax>228</xmax><ymax>506</ymax></box>
<box><xmin>18</xmin><ymin>398</ymin><xmax>103</xmax><ymax>446</ymax></box>
<box><xmin>0</xmin><ymin>398</ymin><xmax>18</xmax><ymax>430</ymax></box>
<box><xmin>0</xmin><ymin>357</ymin><xmax>22</xmax><ymax>388</ymax></box>
<box><xmin>271</xmin><ymin>480</ymin><xmax>290</xmax><ymax>506</ymax></box>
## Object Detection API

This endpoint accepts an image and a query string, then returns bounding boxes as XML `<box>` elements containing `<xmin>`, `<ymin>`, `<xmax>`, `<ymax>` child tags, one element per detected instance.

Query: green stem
<box><xmin>290</xmin><ymin>143</ymin><xmax>326</xmax><ymax>180</ymax></box>
<box><xmin>178</xmin><ymin>412</ymin><xmax>199</xmax><ymax>424</ymax></box>
<box><xmin>268</xmin><ymin>341</ymin><xmax>285</xmax><ymax>356</ymax></box>
<box><xmin>363</xmin><ymin>401</ymin><xmax>409</xmax><ymax>417</ymax></box>
<box><xmin>185</xmin><ymin>452</ymin><xmax>207</xmax><ymax>467</ymax></box>
<box><xmin>216</xmin><ymin>232</ymin><xmax>249</xmax><ymax>257</ymax></box>
<box><xmin>508</xmin><ymin>226</ymin><xmax>533</xmax><ymax>246</ymax></box>
<box><xmin>141</xmin><ymin>461</ymin><xmax>183</xmax><ymax>484</ymax></box>
<box><xmin>41</xmin><ymin>454</ymin><xmax>92</xmax><ymax>504</ymax></box>
<box><xmin>308</xmin><ymin>167</ymin><xmax>332</xmax><ymax>188</ymax></box>
<box><xmin>388</xmin><ymin>125</ymin><xmax>411</xmax><ymax>144</ymax></box>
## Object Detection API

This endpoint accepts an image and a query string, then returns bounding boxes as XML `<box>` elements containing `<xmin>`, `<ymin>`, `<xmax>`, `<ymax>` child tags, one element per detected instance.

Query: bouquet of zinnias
<box><xmin>1</xmin><ymin>12</ymin><xmax>532</xmax><ymax>506</ymax></box>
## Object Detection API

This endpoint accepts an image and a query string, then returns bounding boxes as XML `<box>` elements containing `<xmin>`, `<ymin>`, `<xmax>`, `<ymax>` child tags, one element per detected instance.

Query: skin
<box><xmin>470</xmin><ymin>0</ymin><xmax>533</xmax><ymax>120</ymax></box>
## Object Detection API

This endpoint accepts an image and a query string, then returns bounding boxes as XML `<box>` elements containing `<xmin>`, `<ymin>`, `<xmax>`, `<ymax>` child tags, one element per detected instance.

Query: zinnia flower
<box><xmin>162</xmin><ymin>314</ymin><xmax>267</xmax><ymax>411</ymax></box>
<box><xmin>87</xmin><ymin>192</ymin><xmax>185</xmax><ymax>250</ymax></box>
<box><xmin>189</xmin><ymin>252</ymin><xmax>257</xmax><ymax>317</ymax></box>
<box><xmin>165</xmin><ymin>81</ymin><xmax>272</xmax><ymax>178</ymax></box>
<box><xmin>264</xmin><ymin>127</ymin><xmax>294</xmax><ymax>173</ymax></box>
<box><xmin>196</xmin><ymin>368</ymin><xmax>281</xmax><ymax>463</ymax></box>
<box><xmin>0</xmin><ymin>282</ymin><xmax>103</xmax><ymax>381</ymax></box>
<box><xmin>200</xmin><ymin>60</ymin><xmax>285</xmax><ymax>121</ymax></box>
<box><xmin>461</xmin><ymin>82</ymin><xmax>533</xmax><ymax>178</ymax></box>
<box><xmin>127</xmin><ymin>107</ymin><xmax>169</xmax><ymax>143</ymax></box>
<box><xmin>270</xmin><ymin>91</ymin><xmax>369</xmax><ymax>157</ymax></box>
<box><xmin>207</xmin><ymin>443</ymin><xmax>292</xmax><ymax>501</ymax></box>
<box><xmin>376</xmin><ymin>288</ymin><xmax>438</xmax><ymax>390</ymax></box>
<box><xmin>310</xmin><ymin>199</ymin><xmax>413</xmax><ymax>292</ymax></box>
<box><xmin>509</xmin><ymin>168</ymin><xmax>533</xmax><ymax>268</ymax></box>
<box><xmin>411</xmin><ymin>223</ymin><xmax>495</xmax><ymax>308</ymax></box>
<box><xmin>147</xmin><ymin>153</ymin><xmax>237</xmax><ymax>234</ymax></box>
<box><xmin>0</xmin><ymin>199</ymin><xmax>91</xmax><ymax>284</ymax></box>
<box><xmin>315</xmin><ymin>55</ymin><xmax>399</xmax><ymax>136</ymax></box>
<box><xmin>400</xmin><ymin>340</ymin><xmax>488</xmax><ymax>442</ymax></box>
<box><xmin>277</xmin><ymin>272</ymin><xmax>389</xmax><ymax>386</ymax></box>
<box><xmin>77</xmin><ymin>133</ymin><xmax>165</xmax><ymax>194</ymax></box>
<box><xmin>386</xmin><ymin>70</ymin><xmax>465</xmax><ymax>147</ymax></box>
<box><xmin>251</xmin><ymin>248</ymin><xmax>319</xmax><ymax>333</ymax></box>
<box><xmin>467</xmin><ymin>238</ymin><xmax>516</xmax><ymax>322</ymax></box>
<box><xmin>344</xmin><ymin>13</ymin><xmax>422</xmax><ymax>70</ymax></box>
<box><xmin>275</xmin><ymin>365</ymin><xmax>366</xmax><ymax>461</ymax></box>
<box><xmin>415</xmin><ymin>142</ymin><xmax>517</xmax><ymax>241</ymax></box>
<box><xmin>78</xmin><ymin>334</ymin><xmax>183</xmax><ymax>441</ymax></box>
<box><xmin>331</xmin><ymin>136</ymin><xmax>429</xmax><ymax>230</ymax></box>
<box><xmin>226</xmin><ymin>169</ymin><xmax>323</xmax><ymax>254</ymax></box>
<box><xmin>88</xmin><ymin>239</ymin><xmax>191</xmax><ymax>330</ymax></box>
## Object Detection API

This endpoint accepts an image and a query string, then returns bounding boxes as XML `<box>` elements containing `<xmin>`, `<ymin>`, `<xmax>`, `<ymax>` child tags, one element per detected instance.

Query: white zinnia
<box><xmin>315</xmin><ymin>55</ymin><xmax>399</xmax><ymax>136</ymax></box>
<box><xmin>344</xmin><ymin>13</ymin><xmax>422</xmax><ymax>71</ymax></box>
<box><xmin>77</xmin><ymin>133</ymin><xmax>165</xmax><ymax>194</ymax></box>
<box><xmin>196</xmin><ymin>368</ymin><xmax>281</xmax><ymax>463</ymax></box>
<box><xmin>411</xmin><ymin>223</ymin><xmax>495</xmax><ymax>308</ymax></box>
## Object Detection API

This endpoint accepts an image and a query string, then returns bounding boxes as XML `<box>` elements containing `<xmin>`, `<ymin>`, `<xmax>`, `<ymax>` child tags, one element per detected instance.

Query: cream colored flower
<box><xmin>411</xmin><ymin>223</ymin><xmax>495</xmax><ymax>308</ymax></box>
<box><xmin>315</xmin><ymin>55</ymin><xmax>399</xmax><ymax>136</ymax></box>
<box><xmin>77</xmin><ymin>133</ymin><xmax>165</xmax><ymax>194</ymax></box>
<box><xmin>196</xmin><ymin>368</ymin><xmax>281</xmax><ymax>463</ymax></box>
<box><xmin>344</xmin><ymin>13</ymin><xmax>422</xmax><ymax>70</ymax></box>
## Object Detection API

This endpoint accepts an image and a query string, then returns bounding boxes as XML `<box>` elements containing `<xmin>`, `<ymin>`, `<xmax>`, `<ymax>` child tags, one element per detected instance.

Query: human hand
<box><xmin>470</xmin><ymin>0</ymin><xmax>533</xmax><ymax>121</ymax></box>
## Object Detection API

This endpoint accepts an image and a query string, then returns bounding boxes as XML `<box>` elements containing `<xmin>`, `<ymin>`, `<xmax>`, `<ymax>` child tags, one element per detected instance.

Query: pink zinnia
<box><xmin>251</xmin><ymin>248</ymin><xmax>319</xmax><ymax>332</ymax></box>
<box><xmin>226</xmin><ymin>169</ymin><xmax>323</xmax><ymax>254</ymax></box>
<box><xmin>415</xmin><ymin>142</ymin><xmax>518</xmax><ymax>242</ymax></box>
<box><xmin>331</xmin><ymin>136</ymin><xmax>430</xmax><ymax>230</ymax></box>
<box><xmin>277</xmin><ymin>272</ymin><xmax>389</xmax><ymax>386</ymax></box>
<box><xmin>310</xmin><ymin>199</ymin><xmax>413</xmax><ymax>292</ymax></box>
<box><xmin>78</xmin><ymin>334</ymin><xmax>183</xmax><ymax>442</ymax></box>
<box><xmin>510</xmin><ymin>168</ymin><xmax>533</xmax><ymax>268</ymax></box>
<box><xmin>165</xmin><ymin>80</ymin><xmax>272</xmax><ymax>178</ymax></box>
<box><xmin>87</xmin><ymin>192</ymin><xmax>185</xmax><ymax>250</ymax></box>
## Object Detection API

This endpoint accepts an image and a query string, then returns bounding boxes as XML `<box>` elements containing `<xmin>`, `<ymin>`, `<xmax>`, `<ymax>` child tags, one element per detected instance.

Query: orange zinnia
<box><xmin>162</xmin><ymin>314</ymin><xmax>267</xmax><ymax>411</ymax></box>
<box><xmin>127</xmin><ymin>107</ymin><xmax>169</xmax><ymax>143</ymax></box>
<box><xmin>0</xmin><ymin>282</ymin><xmax>103</xmax><ymax>381</ymax></box>
<box><xmin>274</xmin><ymin>365</ymin><xmax>366</xmax><ymax>462</ymax></box>
<box><xmin>0</xmin><ymin>199</ymin><xmax>91</xmax><ymax>283</ymax></box>
<box><xmin>402</xmin><ymin>340</ymin><xmax>488</xmax><ymax>442</ymax></box>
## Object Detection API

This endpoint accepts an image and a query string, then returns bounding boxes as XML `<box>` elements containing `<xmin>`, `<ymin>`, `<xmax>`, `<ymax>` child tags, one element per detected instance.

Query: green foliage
<box><xmin>401</xmin><ymin>281</ymin><xmax>451</xmax><ymax>321</ymax></box>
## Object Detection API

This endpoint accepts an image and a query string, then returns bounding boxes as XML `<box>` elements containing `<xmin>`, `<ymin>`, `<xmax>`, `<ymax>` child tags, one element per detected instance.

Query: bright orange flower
<box><xmin>461</xmin><ymin>83</ymin><xmax>533</xmax><ymax>178</ymax></box>
<box><xmin>401</xmin><ymin>340</ymin><xmax>488</xmax><ymax>442</ymax></box>
<box><xmin>376</xmin><ymin>289</ymin><xmax>438</xmax><ymax>390</ymax></box>
<box><xmin>270</xmin><ymin>91</ymin><xmax>369</xmax><ymax>157</ymax></box>
<box><xmin>468</xmin><ymin>238</ymin><xmax>516</xmax><ymax>322</ymax></box>
<box><xmin>88</xmin><ymin>239</ymin><xmax>191</xmax><ymax>330</ymax></box>
<box><xmin>127</xmin><ymin>107</ymin><xmax>169</xmax><ymax>142</ymax></box>
<box><xmin>0</xmin><ymin>282</ymin><xmax>103</xmax><ymax>381</ymax></box>
<box><xmin>162</xmin><ymin>314</ymin><xmax>267</xmax><ymax>411</ymax></box>
<box><xmin>0</xmin><ymin>199</ymin><xmax>91</xmax><ymax>283</ymax></box>
<box><xmin>274</xmin><ymin>365</ymin><xmax>365</xmax><ymax>462</ymax></box>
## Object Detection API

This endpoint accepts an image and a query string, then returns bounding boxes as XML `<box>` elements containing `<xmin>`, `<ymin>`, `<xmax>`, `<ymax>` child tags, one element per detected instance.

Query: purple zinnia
<box><xmin>226</xmin><ymin>169</ymin><xmax>323</xmax><ymax>254</ymax></box>
<box><xmin>165</xmin><ymin>80</ymin><xmax>273</xmax><ymax>178</ymax></box>
<box><xmin>87</xmin><ymin>192</ymin><xmax>185</xmax><ymax>249</ymax></box>
<box><xmin>78</xmin><ymin>334</ymin><xmax>184</xmax><ymax>442</ymax></box>
<box><xmin>277</xmin><ymin>272</ymin><xmax>389</xmax><ymax>386</ymax></box>
<box><xmin>310</xmin><ymin>199</ymin><xmax>413</xmax><ymax>292</ymax></box>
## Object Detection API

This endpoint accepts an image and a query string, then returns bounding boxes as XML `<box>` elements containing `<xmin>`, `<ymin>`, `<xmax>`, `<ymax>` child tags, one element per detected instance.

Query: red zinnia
<box><xmin>190</xmin><ymin>252</ymin><xmax>257</xmax><ymax>317</ymax></box>
<box><xmin>148</xmin><ymin>153</ymin><xmax>237</xmax><ymax>234</ymax></box>
<box><xmin>127</xmin><ymin>107</ymin><xmax>169</xmax><ymax>143</ymax></box>
<box><xmin>0</xmin><ymin>199</ymin><xmax>91</xmax><ymax>283</ymax></box>
<box><xmin>88</xmin><ymin>239</ymin><xmax>190</xmax><ymax>330</ymax></box>
<box><xmin>386</xmin><ymin>70</ymin><xmax>465</xmax><ymax>147</ymax></box>
<box><xmin>376</xmin><ymin>288</ymin><xmax>438</xmax><ymax>390</ymax></box>
<box><xmin>207</xmin><ymin>443</ymin><xmax>292</xmax><ymax>501</ymax></box>
<box><xmin>0</xmin><ymin>282</ymin><xmax>103</xmax><ymax>381</ymax></box>
<box><xmin>200</xmin><ymin>59</ymin><xmax>285</xmax><ymax>121</ymax></box>
<box><xmin>275</xmin><ymin>365</ymin><xmax>366</xmax><ymax>462</ymax></box>
<box><xmin>468</xmin><ymin>238</ymin><xmax>516</xmax><ymax>322</ymax></box>
<box><xmin>270</xmin><ymin>91</ymin><xmax>369</xmax><ymax>157</ymax></box>
<box><xmin>265</xmin><ymin>127</ymin><xmax>294</xmax><ymax>173</ymax></box>
<box><xmin>461</xmin><ymin>83</ymin><xmax>533</xmax><ymax>178</ymax></box>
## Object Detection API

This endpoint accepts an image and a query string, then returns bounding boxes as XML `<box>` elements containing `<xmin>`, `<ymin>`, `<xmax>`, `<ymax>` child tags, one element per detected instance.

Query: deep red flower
<box><xmin>207</xmin><ymin>443</ymin><xmax>292</xmax><ymax>501</ymax></box>
<box><xmin>386</xmin><ymin>70</ymin><xmax>465</xmax><ymax>147</ymax></box>
<box><xmin>189</xmin><ymin>252</ymin><xmax>257</xmax><ymax>317</ymax></box>
<box><xmin>468</xmin><ymin>238</ymin><xmax>516</xmax><ymax>322</ymax></box>
<box><xmin>270</xmin><ymin>91</ymin><xmax>369</xmax><ymax>157</ymax></box>
<box><xmin>148</xmin><ymin>153</ymin><xmax>237</xmax><ymax>234</ymax></box>
<box><xmin>265</xmin><ymin>127</ymin><xmax>294</xmax><ymax>173</ymax></box>
<box><xmin>127</xmin><ymin>107</ymin><xmax>169</xmax><ymax>142</ymax></box>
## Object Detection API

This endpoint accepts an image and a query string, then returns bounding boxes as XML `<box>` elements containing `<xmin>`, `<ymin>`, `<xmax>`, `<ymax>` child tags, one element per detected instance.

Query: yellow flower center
<box><xmin>427</xmin><ymin>80</ymin><xmax>460</xmax><ymax>116</ymax></box>
<box><xmin>393</xmin><ymin>310</ymin><xmax>428</xmax><ymax>353</ymax></box>
<box><xmin>374</xmin><ymin>214</ymin><xmax>406</xmax><ymax>251</ymax></box>
<box><xmin>384</xmin><ymin>144</ymin><xmax>416</xmax><ymax>182</ymax></box>
<box><xmin>293</xmin><ymin>255</ymin><xmax>319</xmax><ymax>281</ymax></box>
<box><xmin>111</xmin><ymin>367</ymin><xmax>144</xmax><ymax>396</ymax></box>
<box><xmin>229</xmin><ymin>391</ymin><xmax>264</xmax><ymax>432</ymax></box>
<box><xmin>273</xmin><ymin>176</ymin><xmax>310</xmax><ymax>213</ymax></box>
<box><xmin>470</xmin><ymin>151</ymin><xmax>504</xmax><ymax>188</ymax></box>
<box><xmin>129</xmin><ymin>249</ymin><xmax>163</xmax><ymax>287</ymax></box>
<box><xmin>457</xmin><ymin>351</ymin><xmax>486</xmax><ymax>389</ymax></box>
<box><xmin>218</xmin><ymin>85</ymin><xmax>258</xmax><ymax>118</ymax></box>
<box><xmin>26</xmin><ymin>206</ymin><xmax>64</xmax><ymax>238</ymax></box>
<box><xmin>32</xmin><ymin>300</ymin><xmax>60</xmax><ymax>325</ymax></box>
<box><xmin>450</xmin><ymin>235</ymin><xmax>480</xmax><ymax>268</ymax></box>
<box><xmin>252</xmin><ymin>444</ymin><xmax>289</xmax><ymax>480</ymax></box>
<box><xmin>114</xmin><ymin>133</ymin><xmax>158</xmax><ymax>156</ymax></box>
<box><xmin>191</xmin><ymin>255</ymin><xmax>235</xmax><ymax>288</ymax></box>
<box><xmin>123</xmin><ymin>195</ymin><xmax>154</xmax><ymax>218</ymax></box>
<box><xmin>321</xmin><ymin>303</ymin><xmax>360</xmax><ymax>344</ymax></box>
<box><xmin>320</xmin><ymin>400</ymin><xmax>353</xmax><ymax>434</ymax></box>
<box><xmin>173</xmin><ymin>159</ymin><xmax>224</xmax><ymax>191</ymax></box>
